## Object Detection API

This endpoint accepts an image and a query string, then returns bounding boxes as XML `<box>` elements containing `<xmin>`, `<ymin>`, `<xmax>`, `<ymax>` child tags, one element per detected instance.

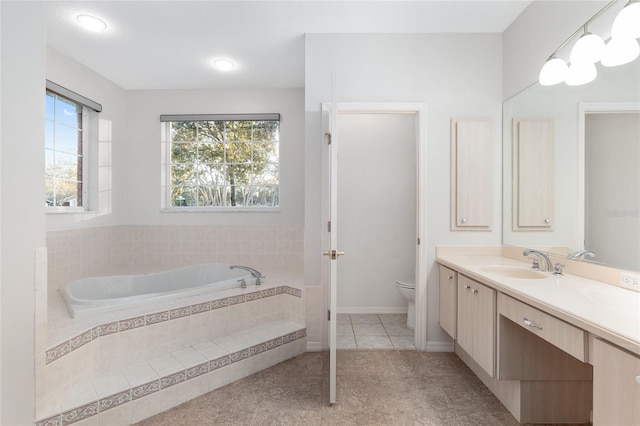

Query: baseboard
<box><xmin>426</xmin><ymin>340</ymin><xmax>455</xmax><ymax>352</ymax></box>
<box><xmin>306</xmin><ymin>341</ymin><xmax>324</xmax><ymax>352</ymax></box>
<box><xmin>337</xmin><ymin>307</ymin><xmax>408</xmax><ymax>315</ymax></box>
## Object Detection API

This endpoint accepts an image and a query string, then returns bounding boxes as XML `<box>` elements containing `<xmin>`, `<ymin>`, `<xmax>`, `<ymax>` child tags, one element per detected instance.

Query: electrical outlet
<box><xmin>620</xmin><ymin>273</ymin><xmax>640</xmax><ymax>290</ymax></box>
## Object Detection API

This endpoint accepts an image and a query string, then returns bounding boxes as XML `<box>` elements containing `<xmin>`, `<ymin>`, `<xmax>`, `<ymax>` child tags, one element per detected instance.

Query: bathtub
<box><xmin>61</xmin><ymin>263</ymin><xmax>257</xmax><ymax>318</ymax></box>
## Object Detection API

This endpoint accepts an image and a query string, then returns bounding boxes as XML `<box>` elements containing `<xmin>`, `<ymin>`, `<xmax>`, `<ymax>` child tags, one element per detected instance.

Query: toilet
<box><xmin>395</xmin><ymin>278</ymin><xmax>415</xmax><ymax>329</ymax></box>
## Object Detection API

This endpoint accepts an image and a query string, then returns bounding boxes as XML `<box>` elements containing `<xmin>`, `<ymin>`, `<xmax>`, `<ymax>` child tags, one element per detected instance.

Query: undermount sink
<box><xmin>479</xmin><ymin>265</ymin><xmax>548</xmax><ymax>280</ymax></box>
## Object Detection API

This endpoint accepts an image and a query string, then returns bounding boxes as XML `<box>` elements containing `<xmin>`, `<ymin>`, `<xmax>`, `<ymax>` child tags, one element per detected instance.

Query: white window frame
<box><xmin>161</xmin><ymin>115</ymin><xmax>281</xmax><ymax>213</ymax></box>
<box><xmin>45</xmin><ymin>81</ymin><xmax>102</xmax><ymax>215</ymax></box>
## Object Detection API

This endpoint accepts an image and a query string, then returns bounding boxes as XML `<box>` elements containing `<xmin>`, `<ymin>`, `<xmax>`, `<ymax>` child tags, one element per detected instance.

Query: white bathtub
<box><xmin>61</xmin><ymin>263</ymin><xmax>257</xmax><ymax>318</ymax></box>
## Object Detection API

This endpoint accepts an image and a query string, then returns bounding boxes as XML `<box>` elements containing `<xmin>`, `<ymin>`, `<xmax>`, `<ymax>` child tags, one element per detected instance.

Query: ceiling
<box><xmin>45</xmin><ymin>1</ymin><xmax>532</xmax><ymax>90</ymax></box>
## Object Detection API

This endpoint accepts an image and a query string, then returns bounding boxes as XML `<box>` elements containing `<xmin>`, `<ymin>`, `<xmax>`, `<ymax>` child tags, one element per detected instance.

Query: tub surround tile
<box><xmin>46</xmin><ymin>285</ymin><xmax>301</xmax><ymax>365</ymax></box>
<box><xmin>92</xmin><ymin>370</ymin><xmax>130</xmax><ymax>399</ymax></box>
<box><xmin>145</xmin><ymin>311</ymin><xmax>169</xmax><ymax>325</ymax></box>
<box><xmin>169</xmin><ymin>307</ymin><xmax>191</xmax><ymax>320</ymax></box>
<box><xmin>148</xmin><ymin>354</ymin><xmax>183</xmax><ymax>378</ymax></box>
<box><xmin>193</xmin><ymin>340</ymin><xmax>227</xmax><ymax>361</ymax></box>
<box><xmin>97</xmin><ymin>390</ymin><xmax>130</xmax><ymax>413</ymax></box>
<box><xmin>131</xmin><ymin>380</ymin><xmax>161</xmax><ymax>401</ymax></box>
<box><xmin>171</xmin><ymin>347</ymin><xmax>207</xmax><ymax>369</ymax></box>
<box><xmin>121</xmin><ymin>362</ymin><xmax>159</xmax><ymax>388</ymax></box>
<box><xmin>37</xmin><ymin>324</ymin><xmax>307</xmax><ymax>426</ymax></box>
<box><xmin>118</xmin><ymin>316</ymin><xmax>146</xmax><ymax>332</ymax></box>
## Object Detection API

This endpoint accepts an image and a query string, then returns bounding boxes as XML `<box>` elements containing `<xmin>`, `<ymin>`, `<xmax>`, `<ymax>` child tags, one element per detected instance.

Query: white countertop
<box><xmin>437</xmin><ymin>254</ymin><xmax>640</xmax><ymax>357</ymax></box>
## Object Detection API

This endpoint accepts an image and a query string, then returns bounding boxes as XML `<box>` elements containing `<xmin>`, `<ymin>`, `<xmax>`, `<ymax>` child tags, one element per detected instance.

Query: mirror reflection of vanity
<box><xmin>503</xmin><ymin>58</ymin><xmax>640</xmax><ymax>272</ymax></box>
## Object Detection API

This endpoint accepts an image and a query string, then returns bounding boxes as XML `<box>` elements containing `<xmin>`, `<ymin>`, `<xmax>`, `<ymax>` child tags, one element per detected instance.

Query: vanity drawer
<box><xmin>498</xmin><ymin>293</ymin><xmax>587</xmax><ymax>362</ymax></box>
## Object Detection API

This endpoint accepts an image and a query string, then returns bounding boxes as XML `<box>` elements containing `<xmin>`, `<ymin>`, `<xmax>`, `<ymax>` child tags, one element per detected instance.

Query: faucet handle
<box><xmin>530</xmin><ymin>258</ymin><xmax>541</xmax><ymax>271</ymax></box>
<box><xmin>553</xmin><ymin>263</ymin><xmax>566</xmax><ymax>275</ymax></box>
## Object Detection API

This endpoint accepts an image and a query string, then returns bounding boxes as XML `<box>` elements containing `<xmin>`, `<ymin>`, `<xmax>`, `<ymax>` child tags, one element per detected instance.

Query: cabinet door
<box><xmin>457</xmin><ymin>276</ymin><xmax>474</xmax><ymax>356</ymax></box>
<box><xmin>592</xmin><ymin>338</ymin><xmax>640</xmax><ymax>425</ymax></box>
<box><xmin>439</xmin><ymin>265</ymin><xmax>457</xmax><ymax>339</ymax></box>
<box><xmin>473</xmin><ymin>281</ymin><xmax>496</xmax><ymax>378</ymax></box>
<box><xmin>512</xmin><ymin>118</ymin><xmax>554</xmax><ymax>230</ymax></box>
<box><xmin>451</xmin><ymin>118</ymin><xmax>493</xmax><ymax>230</ymax></box>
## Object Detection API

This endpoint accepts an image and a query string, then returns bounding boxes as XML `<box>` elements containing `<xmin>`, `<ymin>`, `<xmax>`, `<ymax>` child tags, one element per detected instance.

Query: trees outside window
<box><xmin>168</xmin><ymin>119</ymin><xmax>279</xmax><ymax>208</ymax></box>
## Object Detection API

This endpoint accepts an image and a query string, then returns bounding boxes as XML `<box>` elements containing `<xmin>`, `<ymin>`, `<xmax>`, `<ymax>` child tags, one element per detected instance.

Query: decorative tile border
<box><xmin>46</xmin><ymin>285</ymin><xmax>302</xmax><ymax>365</ymax></box>
<box><xmin>37</xmin><ymin>327</ymin><xmax>306</xmax><ymax>426</ymax></box>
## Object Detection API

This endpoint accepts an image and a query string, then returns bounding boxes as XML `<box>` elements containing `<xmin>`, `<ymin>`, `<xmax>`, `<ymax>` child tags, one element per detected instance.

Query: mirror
<box><xmin>503</xmin><ymin>59</ymin><xmax>640</xmax><ymax>272</ymax></box>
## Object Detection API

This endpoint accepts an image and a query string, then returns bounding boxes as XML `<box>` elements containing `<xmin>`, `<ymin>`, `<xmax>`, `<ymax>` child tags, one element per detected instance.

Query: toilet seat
<box><xmin>396</xmin><ymin>279</ymin><xmax>415</xmax><ymax>289</ymax></box>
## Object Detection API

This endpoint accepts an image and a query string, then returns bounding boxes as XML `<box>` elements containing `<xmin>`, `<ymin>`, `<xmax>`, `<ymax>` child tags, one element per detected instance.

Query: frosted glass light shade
<box><xmin>213</xmin><ymin>59</ymin><xmax>235</xmax><ymax>71</ymax></box>
<box><xmin>539</xmin><ymin>57</ymin><xmax>569</xmax><ymax>86</ymax></box>
<box><xmin>565</xmin><ymin>62</ymin><xmax>597</xmax><ymax>86</ymax></box>
<box><xmin>612</xmin><ymin>1</ymin><xmax>640</xmax><ymax>39</ymax></box>
<box><xmin>570</xmin><ymin>32</ymin><xmax>606</xmax><ymax>64</ymax></box>
<box><xmin>76</xmin><ymin>15</ymin><xmax>107</xmax><ymax>32</ymax></box>
<box><xmin>601</xmin><ymin>37</ymin><xmax>640</xmax><ymax>66</ymax></box>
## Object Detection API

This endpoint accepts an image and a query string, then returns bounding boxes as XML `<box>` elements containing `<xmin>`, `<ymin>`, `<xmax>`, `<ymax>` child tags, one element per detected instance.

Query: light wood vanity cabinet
<box><xmin>592</xmin><ymin>338</ymin><xmax>640</xmax><ymax>425</ymax></box>
<box><xmin>457</xmin><ymin>275</ymin><xmax>495</xmax><ymax>377</ymax></box>
<box><xmin>438</xmin><ymin>265</ymin><xmax>457</xmax><ymax>339</ymax></box>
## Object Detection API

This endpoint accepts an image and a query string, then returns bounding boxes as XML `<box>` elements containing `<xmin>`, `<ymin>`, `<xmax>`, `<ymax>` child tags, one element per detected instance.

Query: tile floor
<box><xmin>135</xmin><ymin>350</ymin><xmax>588</xmax><ymax>426</ymax></box>
<box><xmin>337</xmin><ymin>314</ymin><xmax>415</xmax><ymax>350</ymax></box>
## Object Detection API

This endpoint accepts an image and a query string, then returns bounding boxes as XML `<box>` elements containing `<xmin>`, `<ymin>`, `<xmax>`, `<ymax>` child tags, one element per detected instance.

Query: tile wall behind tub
<box><xmin>47</xmin><ymin>224</ymin><xmax>304</xmax><ymax>293</ymax></box>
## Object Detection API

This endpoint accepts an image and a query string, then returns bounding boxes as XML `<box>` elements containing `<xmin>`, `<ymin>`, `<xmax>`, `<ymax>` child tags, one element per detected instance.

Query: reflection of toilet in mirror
<box><xmin>395</xmin><ymin>278</ymin><xmax>415</xmax><ymax>329</ymax></box>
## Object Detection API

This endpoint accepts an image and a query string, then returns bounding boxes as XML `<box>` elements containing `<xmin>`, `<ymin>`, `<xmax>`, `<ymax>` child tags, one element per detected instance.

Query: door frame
<box><xmin>320</xmin><ymin>102</ymin><xmax>428</xmax><ymax>351</ymax></box>
<box><xmin>577</xmin><ymin>102</ymin><xmax>640</xmax><ymax>250</ymax></box>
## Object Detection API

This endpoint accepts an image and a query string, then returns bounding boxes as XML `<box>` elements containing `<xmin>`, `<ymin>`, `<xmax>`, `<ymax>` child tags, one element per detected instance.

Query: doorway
<box><xmin>321</xmin><ymin>102</ymin><xmax>428</xmax><ymax>352</ymax></box>
<box><xmin>336</xmin><ymin>112</ymin><xmax>417</xmax><ymax>349</ymax></box>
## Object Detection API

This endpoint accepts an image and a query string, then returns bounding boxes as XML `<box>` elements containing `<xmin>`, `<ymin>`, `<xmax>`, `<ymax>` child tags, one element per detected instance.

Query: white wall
<box><xmin>305</xmin><ymin>33</ymin><xmax>503</xmax><ymax>349</ymax></box>
<box><xmin>45</xmin><ymin>48</ymin><xmax>128</xmax><ymax>230</ymax></box>
<box><xmin>125</xmin><ymin>88</ymin><xmax>304</xmax><ymax>226</ymax></box>
<box><xmin>337</xmin><ymin>113</ymin><xmax>415</xmax><ymax>312</ymax></box>
<box><xmin>0</xmin><ymin>2</ymin><xmax>46</xmax><ymax>423</ymax></box>
<box><xmin>503</xmin><ymin>0</ymin><xmax>608</xmax><ymax>99</ymax></box>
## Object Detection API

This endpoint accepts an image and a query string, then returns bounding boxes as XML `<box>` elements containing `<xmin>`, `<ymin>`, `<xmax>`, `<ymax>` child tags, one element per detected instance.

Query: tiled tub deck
<box><xmin>37</xmin><ymin>277</ymin><xmax>305</xmax><ymax>426</ymax></box>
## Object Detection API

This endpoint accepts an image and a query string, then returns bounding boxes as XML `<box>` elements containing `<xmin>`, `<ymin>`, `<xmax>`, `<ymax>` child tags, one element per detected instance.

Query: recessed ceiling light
<box><xmin>76</xmin><ymin>14</ymin><xmax>107</xmax><ymax>32</ymax></box>
<box><xmin>213</xmin><ymin>59</ymin><xmax>235</xmax><ymax>72</ymax></box>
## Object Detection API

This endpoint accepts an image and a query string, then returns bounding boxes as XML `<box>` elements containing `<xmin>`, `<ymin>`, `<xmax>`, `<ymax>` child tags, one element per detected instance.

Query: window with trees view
<box><xmin>166</xmin><ymin>117</ymin><xmax>280</xmax><ymax>208</ymax></box>
<box><xmin>45</xmin><ymin>91</ymin><xmax>85</xmax><ymax>207</ymax></box>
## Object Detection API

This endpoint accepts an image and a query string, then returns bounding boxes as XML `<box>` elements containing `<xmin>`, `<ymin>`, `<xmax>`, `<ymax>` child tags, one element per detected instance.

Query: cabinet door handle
<box><xmin>448</xmin><ymin>275</ymin><xmax>453</xmax><ymax>280</ymax></box>
<box><xmin>471</xmin><ymin>288</ymin><xmax>478</xmax><ymax>294</ymax></box>
<box><xmin>464</xmin><ymin>285</ymin><xmax>471</xmax><ymax>290</ymax></box>
<box><xmin>523</xmin><ymin>317</ymin><xmax>543</xmax><ymax>330</ymax></box>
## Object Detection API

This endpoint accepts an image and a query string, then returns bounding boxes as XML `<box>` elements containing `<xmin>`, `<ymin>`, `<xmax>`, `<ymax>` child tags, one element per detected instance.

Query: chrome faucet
<box><xmin>523</xmin><ymin>249</ymin><xmax>553</xmax><ymax>272</ymax></box>
<box><xmin>568</xmin><ymin>249</ymin><xmax>595</xmax><ymax>261</ymax></box>
<box><xmin>229</xmin><ymin>265</ymin><xmax>264</xmax><ymax>286</ymax></box>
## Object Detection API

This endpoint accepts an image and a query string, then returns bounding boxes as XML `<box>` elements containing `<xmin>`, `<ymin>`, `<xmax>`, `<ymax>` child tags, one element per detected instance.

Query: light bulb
<box><xmin>213</xmin><ymin>59</ymin><xmax>235</xmax><ymax>71</ymax></box>
<box><xmin>539</xmin><ymin>57</ymin><xmax>568</xmax><ymax>86</ymax></box>
<box><xmin>565</xmin><ymin>62</ymin><xmax>597</xmax><ymax>86</ymax></box>
<box><xmin>570</xmin><ymin>32</ymin><xmax>606</xmax><ymax>64</ymax></box>
<box><xmin>76</xmin><ymin>14</ymin><xmax>107</xmax><ymax>32</ymax></box>
<box><xmin>611</xmin><ymin>1</ymin><xmax>640</xmax><ymax>40</ymax></box>
<box><xmin>601</xmin><ymin>37</ymin><xmax>640</xmax><ymax>66</ymax></box>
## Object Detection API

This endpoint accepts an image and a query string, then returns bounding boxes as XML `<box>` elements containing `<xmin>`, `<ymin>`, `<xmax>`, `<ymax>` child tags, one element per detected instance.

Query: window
<box><xmin>45</xmin><ymin>91</ymin><xmax>85</xmax><ymax>207</ymax></box>
<box><xmin>163</xmin><ymin>115</ymin><xmax>280</xmax><ymax>209</ymax></box>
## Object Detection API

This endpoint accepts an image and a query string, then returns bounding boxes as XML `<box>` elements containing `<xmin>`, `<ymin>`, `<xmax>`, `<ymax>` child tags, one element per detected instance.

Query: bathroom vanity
<box><xmin>437</xmin><ymin>248</ymin><xmax>640</xmax><ymax>425</ymax></box>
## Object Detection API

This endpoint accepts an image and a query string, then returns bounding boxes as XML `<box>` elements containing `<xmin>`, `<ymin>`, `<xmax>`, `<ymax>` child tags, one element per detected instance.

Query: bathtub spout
<box><xmin>230</xmin><ymin>265</ymin><xmax>264</xmax><ymax>286</ymax></box>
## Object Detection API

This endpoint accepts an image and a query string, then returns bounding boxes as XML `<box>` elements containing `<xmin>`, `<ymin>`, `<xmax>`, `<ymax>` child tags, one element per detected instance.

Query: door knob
<box><xmin>323</xmin><ymin>250</ymin><xmax>345</xmax><ymax>260</ymax></box>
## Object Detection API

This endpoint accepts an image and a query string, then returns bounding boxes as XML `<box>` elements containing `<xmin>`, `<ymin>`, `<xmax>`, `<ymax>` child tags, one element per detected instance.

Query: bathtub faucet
<box><xmin>229</xmin><ymin>265</ymin><xmax>264</xmax><ymax>286</ymax></box>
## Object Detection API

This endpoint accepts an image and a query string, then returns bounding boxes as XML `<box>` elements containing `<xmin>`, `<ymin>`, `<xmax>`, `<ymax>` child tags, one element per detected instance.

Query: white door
<box><xmin>323</xmin><ymin>72</ymin><xmax>342</xmax><ymax>405</ymax></box>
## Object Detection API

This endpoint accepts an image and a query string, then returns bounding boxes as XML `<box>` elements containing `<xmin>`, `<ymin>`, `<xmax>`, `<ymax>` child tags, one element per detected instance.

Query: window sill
<box><xmin>45</xmin><ymin>208</ymin><xmax>97</xmax><ymax>216</ymax></box>
<box><xmin>161</xmin><ymin>207</ymin><xmax>281</xmax><ymax>213</ymax></box>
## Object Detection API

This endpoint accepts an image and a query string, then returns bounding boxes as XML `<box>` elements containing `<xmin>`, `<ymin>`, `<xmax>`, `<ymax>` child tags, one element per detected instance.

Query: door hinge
<box><xmin>325</xmin><ymin>132</ymin><xmax>332</xmax><ymax>145</ymax></box>
<box><xmin>328</xmin><ymin>221</ymin><xmax>331</xmax><ymax>232</ymax></box>
<box><xmin>328</xmin><ymin>309</ymin><xmax>331</xmax><ymax>321</ymax></box>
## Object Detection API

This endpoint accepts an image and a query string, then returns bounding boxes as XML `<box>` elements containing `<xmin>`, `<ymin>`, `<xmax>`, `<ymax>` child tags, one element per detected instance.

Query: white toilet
<box><xmin>395</xmin><ymin>278</ymin><xmax>415</xmax><ymax>329</ymax></box>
